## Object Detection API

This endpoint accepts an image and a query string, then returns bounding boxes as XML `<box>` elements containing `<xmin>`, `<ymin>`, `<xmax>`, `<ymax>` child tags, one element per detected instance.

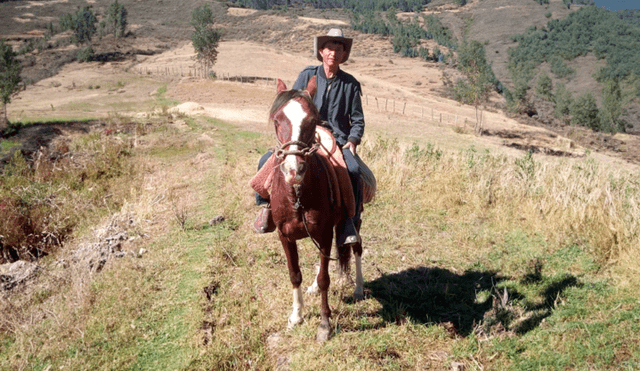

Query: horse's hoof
<box><xmin>353</xmin><ymin>291</ymin><xmax>365</xmax><ymax>302</ymax></box>
<box><xmin>316</xmin><ymin>321</ymin><xmax>332</xmax><ymax>342</ymax></box>
<box><xmin>288</xmin><ymin>316</ymin><xmax>303</xmax><ymax>329</ymax></box>
<box><xmin>306</xmin><ymin>285</ymin><xmax>320</xmax><ymax>295</ymax></box>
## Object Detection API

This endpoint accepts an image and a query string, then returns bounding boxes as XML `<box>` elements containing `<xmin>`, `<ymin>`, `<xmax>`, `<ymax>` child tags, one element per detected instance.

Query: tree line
<box><xmin>507</xmin><ymin>5</ymin><xmax>640</xmax><ymax>133</ymax></box>
<box><xmin>228</xmin><ymin>0</ymin><xmax>432</xmax><ymax>12</ymax></box>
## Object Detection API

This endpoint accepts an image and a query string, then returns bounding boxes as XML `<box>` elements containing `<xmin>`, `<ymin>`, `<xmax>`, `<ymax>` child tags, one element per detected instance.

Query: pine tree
<box><xmin>107</xmin><ymin>0</ymin><xmax>128</xmax><ymax>38</ymax></box>
<box><xmin>0</xmin><ymin>40</ymin><xmax>22</xmax><ymax>128</ymax></box>
<box><xmin>191</xmin><ymin>5</ymin><xmax>222</xmax><ymax>73</ymax></box>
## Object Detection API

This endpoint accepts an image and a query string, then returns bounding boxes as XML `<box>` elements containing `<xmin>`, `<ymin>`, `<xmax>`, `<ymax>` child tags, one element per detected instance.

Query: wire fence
<box><xmin>132</xmin><ymin>66</ymin><xmax>473</xmax><ymax>126</ymax></box>
<box><xmin>132</xmin><ymin>65</ymin><xmax>277</xmax><ymax>86</ymax></box>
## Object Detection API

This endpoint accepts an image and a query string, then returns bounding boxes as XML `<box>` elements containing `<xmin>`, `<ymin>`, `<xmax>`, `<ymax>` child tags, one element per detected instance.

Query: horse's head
<box><xmin>270</xmin><ymin>77</ymin><xmax>320</xmax><ymax>184</ymax></box>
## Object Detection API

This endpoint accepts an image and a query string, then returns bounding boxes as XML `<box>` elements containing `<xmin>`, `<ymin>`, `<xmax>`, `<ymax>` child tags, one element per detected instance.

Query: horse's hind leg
<box><xmin>337</xmin><ymin>242</ymin><xmax>353</xmax><ymax>286</ymax></box>
<box><xmin>353</xmin><ymin>220</ymin><xmax>364</xmax><ymax>300</ymax></box>
<box><xmin>306</xmin><ymin>264</ymin><xmax>320</xmax><ymax>295</ymax></box>
<box><xmin>352</xmin><ymin>241</ymin><xmax>364</xmax><ymax>301</ymax></box>
<box><xmin>280</xmin><ymin>236</ymin><xmax>304</xmax><ymax>328</ymax></box>
<box><xmin>336</xmin><ymin>220</ymin><xmax>364</xmax><ymax>301</ymax></box>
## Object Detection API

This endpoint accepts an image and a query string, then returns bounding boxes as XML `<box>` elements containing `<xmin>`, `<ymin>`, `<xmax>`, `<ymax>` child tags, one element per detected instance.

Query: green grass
<box><xmin>2</xmin><ymin>113</ymin><xmax>640</xmax><ymax>370</ymax></box>
<box><xmin>0</xmin><ymin>139</ymin><xmax>21</xmax><ymax>154</ymax></box>
<box><xmin>154</xmin><ymin>84</ymin><xmax>180</xmax><ymax>108</ymax></box>
<box><xmin>57</xmin><ymin>102</ymin><xmax>99</xmax><ymax>112</ymax></box>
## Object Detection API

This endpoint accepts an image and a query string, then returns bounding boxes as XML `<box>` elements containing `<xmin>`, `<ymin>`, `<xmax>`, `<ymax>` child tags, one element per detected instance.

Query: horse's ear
<box><xmin>305</xmin><ymin>76</ymin><xmax>317</xmax><ymax>98</ymax></box>
<box><xmin>277</xmin><ymin>79</ymin><xmax>287</xmax><ymax>94</ymax></box>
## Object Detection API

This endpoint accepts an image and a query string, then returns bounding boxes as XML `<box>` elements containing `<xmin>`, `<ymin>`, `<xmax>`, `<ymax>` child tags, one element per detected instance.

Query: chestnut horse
<box><xmin>268</xmin><ymin>76</ymin><xmax>364</xmax><ymax>341</ymax></box>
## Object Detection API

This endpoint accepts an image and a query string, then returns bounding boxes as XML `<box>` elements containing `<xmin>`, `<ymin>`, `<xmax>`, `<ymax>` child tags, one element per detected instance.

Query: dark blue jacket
<box><xmin>292</xmin><ymin>65</ymin><xmax>365</xmax><ymax>147</ymax></box>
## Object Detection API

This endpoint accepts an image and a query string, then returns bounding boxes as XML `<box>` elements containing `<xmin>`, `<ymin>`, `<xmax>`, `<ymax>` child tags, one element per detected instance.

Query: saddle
<box><xmin>250</xmin><ymin>127</ymin><xmax>359</xmax><ymax>218</ymax></box>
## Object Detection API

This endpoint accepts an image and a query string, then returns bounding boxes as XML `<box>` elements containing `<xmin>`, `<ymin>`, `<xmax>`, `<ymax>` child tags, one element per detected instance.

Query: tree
<box><xmin>191</xmin><ymin>5</ymin><xmax>222</xmax><ymax>73</ymax></box>
<box><xmin>453</xmin><ymin>40</ymin><xmax>498</xmax><ymax>133</ymax></box>
<box><xmin>553</xmin><ymin>82</ymin><xmax>573</xmax><ymax>122</ymax></box>
<box><xmin>0</xmin><ymin>40</ymin><xmax>22</xmax><ymax>128</ymax></box>
<box><xmin>570</xmin><ymin>92</ymin><xmax>600</xmax><ymax>130</ymax></box>
<box><xmin>599</xmin><ymin>78</ymin><xmax>629</xmax><ymax>133</ymax></box>
<box><xmin>535</xmin><ymin>71</ymin><xmax>553</xmax><ymax>101</ymax></box>
<box><xmin>106</xmin><ymin>0</ymin><xmax>128</xmax><ymax>38</ymax></box>
<box><xmin>71</xmin><ymin>7</ymin><xmax>97</xmax><ymax>45</ymax></box>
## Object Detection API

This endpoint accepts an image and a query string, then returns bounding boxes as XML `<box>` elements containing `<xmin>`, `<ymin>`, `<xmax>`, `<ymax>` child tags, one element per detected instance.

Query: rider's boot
<box><xmin>337</xmin><ymin>218</ymin><xmax>359</xmax><ymax>246</ymax></box>
<box><xmin>253</xmin><ymin>205</ymin><xmax>276</xmax><ymax>233</ymax></box>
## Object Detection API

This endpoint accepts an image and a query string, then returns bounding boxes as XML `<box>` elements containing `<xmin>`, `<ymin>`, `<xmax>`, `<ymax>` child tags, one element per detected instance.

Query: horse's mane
<box><xmin>269</xmin><ymin>89</ymin><xmax>320</xmax><ymax>121</ymax></box>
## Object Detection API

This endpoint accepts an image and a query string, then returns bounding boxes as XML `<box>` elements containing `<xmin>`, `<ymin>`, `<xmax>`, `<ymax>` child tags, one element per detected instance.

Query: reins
<box><xmin>291</xmin><ymin>183</ymin><xmax>339</xmax><ymax>262</ymax></box>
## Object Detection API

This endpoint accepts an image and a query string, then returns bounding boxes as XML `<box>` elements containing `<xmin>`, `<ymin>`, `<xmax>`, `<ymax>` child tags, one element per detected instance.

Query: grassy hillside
<box><xmin>2</xmin><ymin>105</ymin><xmax>640</xmax><ymax>369</ymax></box>
<box><xmin>2</xmin><ymin>0</ymin><xmax>640</xmax><ymax>369</ymax></box>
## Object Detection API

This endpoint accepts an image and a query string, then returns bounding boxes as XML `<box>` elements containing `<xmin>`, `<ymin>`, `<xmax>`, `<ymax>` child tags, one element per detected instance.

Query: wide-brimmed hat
<box><xmin>314</xmin><ymin>28</ymin><xmax>353</xmax><ymax>64</ymax></box>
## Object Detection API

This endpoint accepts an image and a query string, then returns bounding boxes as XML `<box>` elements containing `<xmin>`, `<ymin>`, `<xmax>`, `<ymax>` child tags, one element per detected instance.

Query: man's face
<box><xmin>320</xmin><ymin>41</ymin><xmax>345</xmax><ymax>67</ymax></box>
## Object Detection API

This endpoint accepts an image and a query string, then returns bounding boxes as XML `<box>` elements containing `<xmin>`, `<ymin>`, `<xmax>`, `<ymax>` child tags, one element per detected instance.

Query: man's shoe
<box><xmin>337</xmin><ymin>218</ymin><xmax>359</xmax><ymax>246</ymax></box>
<box><xmin>253</xmin><ymin>206</ymin><xmax>276</xmax><ymax>233</ymax></box>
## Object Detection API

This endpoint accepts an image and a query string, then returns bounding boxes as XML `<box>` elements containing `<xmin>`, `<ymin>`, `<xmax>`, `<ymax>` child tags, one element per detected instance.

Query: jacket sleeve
<box><xmin>292</xmin><ymin>67</ymin><xmax>316</xmax><ymax>91</ymax></box>
<box><xmin>347</xmin><ymin>82</ymin><xmax>365</xmax><ymax>145</ymax></box>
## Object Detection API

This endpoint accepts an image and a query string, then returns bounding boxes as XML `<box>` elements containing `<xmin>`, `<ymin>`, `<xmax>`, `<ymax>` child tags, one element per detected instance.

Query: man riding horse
<box><xmin>254</xmin><ymin>28</ymin><xmax>365</xmax><ymax>246</ymax></box>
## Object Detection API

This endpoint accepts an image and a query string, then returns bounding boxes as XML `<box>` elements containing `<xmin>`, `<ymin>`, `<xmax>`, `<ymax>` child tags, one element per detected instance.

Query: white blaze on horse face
<box><xmin>282</xmin><ymin>100</ymin><xmax>308</xmax><ymax>183</ymax></box>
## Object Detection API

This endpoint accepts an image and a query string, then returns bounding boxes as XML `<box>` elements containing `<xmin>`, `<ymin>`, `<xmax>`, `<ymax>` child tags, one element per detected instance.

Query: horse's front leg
<box><xmin>316</xmin><ymin>230</ymin><xmax>334</xmax><ymax>342</ymax></box>
<box><xmin>280</xmin><ymin>235</ymin><xmax>304</xmax><ymax>328</ymax></box>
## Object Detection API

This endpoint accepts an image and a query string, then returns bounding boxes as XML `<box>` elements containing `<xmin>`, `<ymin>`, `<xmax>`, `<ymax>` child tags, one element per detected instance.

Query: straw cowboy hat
<box><xmin>314</xmin><ymin>28</ymin><xmax>353</xmax><ymax>64</ymax></box>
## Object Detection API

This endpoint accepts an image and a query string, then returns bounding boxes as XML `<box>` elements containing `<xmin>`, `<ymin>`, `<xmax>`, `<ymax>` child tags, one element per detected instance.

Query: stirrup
<box><xmin>253</xmin><ymin>206</ymin><xmax>276</xmax><ymax>233</ymax></box>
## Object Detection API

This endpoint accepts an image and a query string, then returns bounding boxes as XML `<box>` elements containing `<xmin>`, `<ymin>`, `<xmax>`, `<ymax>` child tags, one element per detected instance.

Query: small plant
<box><xmin>77</xmin><ymin>46</ymin><xmax>93</xmax><ymax>62</ymax></box>
<box><xmin>170</xmin><ymin>193</ymin><xmax>189</xmax><ymax>230</ymax></box>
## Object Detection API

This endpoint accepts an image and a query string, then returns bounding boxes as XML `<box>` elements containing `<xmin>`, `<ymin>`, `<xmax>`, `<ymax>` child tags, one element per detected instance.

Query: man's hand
<box><xmin>343</xmin><ymin>142</ymin><xmax>357</xmax><ymax>156</ymax></box>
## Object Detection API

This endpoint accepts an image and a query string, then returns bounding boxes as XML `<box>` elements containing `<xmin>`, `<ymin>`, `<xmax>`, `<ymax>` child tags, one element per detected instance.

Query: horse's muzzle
<box><xmin>281</xmin><ymin>159</ymin><xmax>306</xmax><ymax>184</ymax></box>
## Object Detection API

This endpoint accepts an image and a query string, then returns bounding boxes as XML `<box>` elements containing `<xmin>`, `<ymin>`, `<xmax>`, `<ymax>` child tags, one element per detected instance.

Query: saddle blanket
<box><xmin>250</xmin><ymin>126</ymin><xmax>358</xmax><ymax>218</ymax></box>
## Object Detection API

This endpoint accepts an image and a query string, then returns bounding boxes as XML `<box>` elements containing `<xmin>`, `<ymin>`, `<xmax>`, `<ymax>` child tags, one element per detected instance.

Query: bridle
<box><xmin>274</xmin><ymin>139</ymin><xmax>320</xmax><ymax>160</ymax></box>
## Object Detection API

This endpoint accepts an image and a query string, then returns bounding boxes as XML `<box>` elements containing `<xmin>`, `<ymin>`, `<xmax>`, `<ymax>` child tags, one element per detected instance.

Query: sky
<box><xmin>594</xmin><ymin>0</ymin><xmax>640</xmax><ymax>11</ymax></box>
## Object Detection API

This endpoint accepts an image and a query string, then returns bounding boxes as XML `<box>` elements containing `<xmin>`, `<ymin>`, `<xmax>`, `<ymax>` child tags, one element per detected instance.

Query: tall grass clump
<box><xmin>0</xmin><ymin>121</ymin><xmax>141</xmax><ymax>263</ymax></box>
<box><xmin>360</xmin><ymin>137</ymin><xmax>640</xmax><ymax>267</ymax></box>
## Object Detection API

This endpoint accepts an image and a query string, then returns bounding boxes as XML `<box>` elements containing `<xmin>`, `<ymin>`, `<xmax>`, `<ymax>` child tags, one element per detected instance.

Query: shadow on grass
<box><xmin>365</xmin><ymin>266</ymin><xmax>503</xmax><ymax>336</ymax></box>
<box><xmin>365</xmin><ymin>266</ymin><xmax>581</xmax><ymax>337</ymax></box>
<box><xmin>514</xmin><ymin>275</ymin><xmax>581</xmax><ymax>334</ymax></box>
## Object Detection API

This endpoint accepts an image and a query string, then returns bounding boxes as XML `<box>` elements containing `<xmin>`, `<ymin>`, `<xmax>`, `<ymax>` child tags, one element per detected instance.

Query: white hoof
<box><xmin>306</xmin><ymin>283</ymin><xmax>320</xmax><ymax>295</ymax></box>
<box><xmin>288</xmin><ymin>314</ymin><xmax>303</xmax><ymax>329</ymax></box>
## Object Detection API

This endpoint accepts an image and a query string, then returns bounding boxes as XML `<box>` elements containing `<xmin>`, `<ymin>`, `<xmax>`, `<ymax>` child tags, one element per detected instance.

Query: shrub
<box><xmin>71</xmin><ymin>7</ymin><xmax>97</xmax><ymax>45</ymax></box>
<box><xmin>549</xmin><ymin>56</ymin><xmax>575</xmax><ymax>79</ymax></box>
<box><xmin>77</xmin><ymin>46</ymin><xmax>94</xmax><ymax>62</ymax></box>
<box><xmin>106</xmin><ymin>0</ymin><xmax>128</xmax><ymax>38</ymax></box>
<box><xmin>535</xmin><ymin>71</ymin><xmax>553</xmax><ymax>101</ymax></box>
<box><xmin>570</xmin><ymin>92</ymin><xmax>600</xmax><ymax>130</ymax></box>
<box><xmin>553</xmin><ymin>82</ymin><xmax>573</xmax><ymax>119</ymax></box>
